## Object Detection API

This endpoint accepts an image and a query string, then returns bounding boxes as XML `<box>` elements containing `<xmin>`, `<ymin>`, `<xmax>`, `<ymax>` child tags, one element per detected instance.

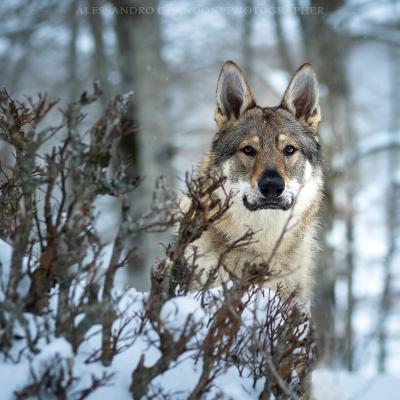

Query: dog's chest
<box><xmin>217</xmin><ymin>200</ymin><xmax>297</xmax><ymax>257</ymax></box>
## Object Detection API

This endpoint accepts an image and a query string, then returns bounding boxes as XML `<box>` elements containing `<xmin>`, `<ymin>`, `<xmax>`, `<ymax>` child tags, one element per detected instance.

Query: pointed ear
<box><xmin>281</xmin><ymin>63</ymin><xmax>321</xmax><ymax>135</ymax></box>
<box><xmin>214</xmin><ymin>61</ymin><xmax>255</xmax><ymax>128</ymax></box>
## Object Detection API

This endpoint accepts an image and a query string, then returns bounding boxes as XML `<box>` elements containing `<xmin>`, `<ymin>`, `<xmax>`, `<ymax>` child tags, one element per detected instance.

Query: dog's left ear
<box><xmin>215</xmin><ymin>61</ymin><xmax>255</xmax><ymax>128</ymax></box>
<box><xmin>281</xmin><ymin>63</ymin><xmax>320</xmax><ymax>135</ymax></box>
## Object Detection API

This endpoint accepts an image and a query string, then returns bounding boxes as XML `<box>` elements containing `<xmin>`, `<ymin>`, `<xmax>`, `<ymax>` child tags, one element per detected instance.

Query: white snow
<box><xmin>313</xmin><ymin>369</ymin><xmax>400</xmax><ymax>400</ymax></box>
<box><xmin>1</xmin><ymin>237</ymin><xmax>399</xmax><ymax>398</ymax></box>
<box><xmin>160</xmin><ymin>295</ymin><xmax>206</xmax><ymax>341</ymax></box>
<box><xmin>0</xmin><ymin>239</ymin><xmax>12</xmax><ymax>302</ymax></box>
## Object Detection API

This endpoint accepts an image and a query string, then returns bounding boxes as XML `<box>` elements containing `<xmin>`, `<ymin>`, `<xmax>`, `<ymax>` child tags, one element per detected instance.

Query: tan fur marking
<box><xmin>274</xmin><ymin>152</ymin><xmax>289</xmax><ymax>184</ymax></box>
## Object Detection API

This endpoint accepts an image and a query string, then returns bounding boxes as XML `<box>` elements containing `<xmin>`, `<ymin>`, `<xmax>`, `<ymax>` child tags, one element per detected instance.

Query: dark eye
<box><xmin>242</xmin><ymin>145</ymin><xmax>257</xmax><ymax>157</ymax></box>
<box><xmin>283</xmin><ymin>145</ymin><xmax>297</xmax><ymax>156</ymax></box>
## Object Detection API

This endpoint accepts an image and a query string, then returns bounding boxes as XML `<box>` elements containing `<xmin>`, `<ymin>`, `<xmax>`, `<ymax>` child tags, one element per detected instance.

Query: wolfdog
<box><xmin>185</xmin><ymin>61</ymin><xmax>323</xmax><ymax>306</ymax></box>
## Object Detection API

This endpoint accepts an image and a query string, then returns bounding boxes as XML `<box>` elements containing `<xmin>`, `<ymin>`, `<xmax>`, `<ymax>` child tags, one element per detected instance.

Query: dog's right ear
<box><xmin>215</xmin><ymin>61</ymin><xmax>255</xmax><ymax>128</ymax></box>
<box><xmin>281</xmin><ymin>63</ymin><xmax>320</xmax><ymax>135</ymax></box>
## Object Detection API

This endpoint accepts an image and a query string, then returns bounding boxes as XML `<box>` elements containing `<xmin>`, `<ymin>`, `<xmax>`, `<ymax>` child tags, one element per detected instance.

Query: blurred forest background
<box><xmin>0</xmin><ymin>0</ymin><xmax>399</xmax><ymax>381</ymax></box>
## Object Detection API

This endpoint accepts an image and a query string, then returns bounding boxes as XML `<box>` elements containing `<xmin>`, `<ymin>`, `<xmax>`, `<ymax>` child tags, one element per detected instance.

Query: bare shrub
<box><xmin>0</xmin><ymin>88</ymin><xmax>314</xmax><ymax>399</ymax></box>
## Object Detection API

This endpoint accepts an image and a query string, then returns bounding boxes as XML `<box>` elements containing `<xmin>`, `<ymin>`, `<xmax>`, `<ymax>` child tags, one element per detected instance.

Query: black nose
<box><xmin>258</xmin><ymin>172</ymin><xmax>285</xmax><ymax>198</ymax></box>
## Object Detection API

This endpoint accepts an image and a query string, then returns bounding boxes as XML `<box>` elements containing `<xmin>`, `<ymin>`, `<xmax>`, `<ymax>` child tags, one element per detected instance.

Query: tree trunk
<box><xmin>377</xmin><ymin>46</ymin><xmax>400</xmax><ymax>372</ymax></box>
<box><xmin>242</xmin><ymin>0</ymin><xmax>254</xmax><ymax>81</ymax></box>
<box><xmin>67</xmin><ymin>0</ymin><xmax>80</xmax><ymax>101</ymax></box>
<box><xmin>296</xmin><ymin>0</ymin><xmax>351</xmax><ymax>367</ymax></box>
<box><xmin>131</xmin><ymin>0</ymin><xmax>175</xmax><ymax>290</ymax></box>
<box><xmin>88</xmin><ymin>0</ymin><xmax>109</xmax><ymax>106</ymax></box>
<box><xmin>344</xmin><ymin>92</ymin><xmax>357</xmax><ymax>371</ymax></box>
<box><xmin>272</xmin><ymin>0</ymin><xmax>294</xmax><ymax>72</ymax></box>
<box><xmin>112</xmin><ymin>0</ymin><xmax>174</xmax><ymax>290</ymax></box>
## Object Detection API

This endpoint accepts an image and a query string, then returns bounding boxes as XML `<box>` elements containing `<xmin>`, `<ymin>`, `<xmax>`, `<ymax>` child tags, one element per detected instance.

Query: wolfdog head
<box><xmin>208</xmin><ymin>61</ymin><xmax>323</xmax><ymax>213</ymax></box>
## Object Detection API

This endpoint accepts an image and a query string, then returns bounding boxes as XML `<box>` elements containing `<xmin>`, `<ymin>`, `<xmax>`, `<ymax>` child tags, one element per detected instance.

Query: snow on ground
<box><xmin>1</xmin><ymin>238</ymin><xmax>400</xmax><ymax>398</ymax></box>
<box><xmin>0</xmin><ymin>285</ymin><xmax>266</xmax><ymax>398</ymax></box>
<box><xmin>313</xmin><ymin>369</ymin><xmax>400</xmax><ymax>400</ymax></box>
<box><xmin>0</xmin><ymin>238</ymin><xmax>269</xmax><ymax>399</ymax></box>
<box><xmin>0</xmin><ymin>239</ymin><xmax>12</xmax><ymax>303</ymax></box>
